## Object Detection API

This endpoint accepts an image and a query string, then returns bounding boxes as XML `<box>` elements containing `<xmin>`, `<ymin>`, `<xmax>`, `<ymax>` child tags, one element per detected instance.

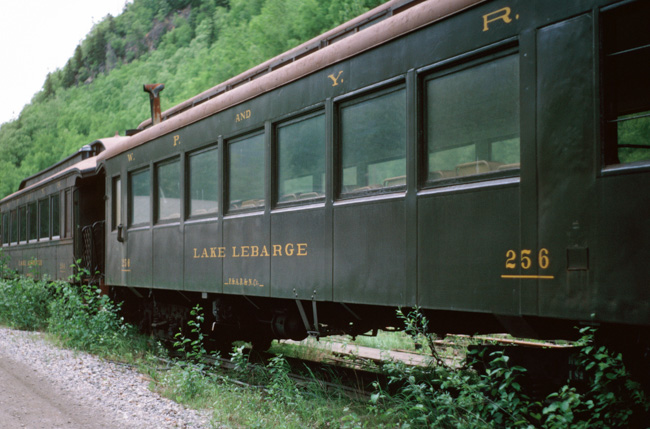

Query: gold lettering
<box><xmin>297</xmin><ymin>243</ymin><xmax>308</xmax><ymax>256</ymax></box>
<box><xmin>192</xmin><ymin>242</ymin><xmax>309</xmax><ymax>258</ymax></box>
<box><xmin>235</xmin><ymin>109</ymin><xmax>252</xmax><ymax>123</ymax></box>
<box><xmin>285</xmin><ymin>243</ymin><xmax>294</xmax><ymax>256</ymax></box>
<box><xmin>327</xmin><ymin>70</ymin><xmax>344</xmax><ymax>86</ymax></box>
<box><xmin>127</xmin><ymin>153</ymin><xmax>135</xmax><ymax>162</ymax></box>
<box><xmin>483</xmin><ymin>7</ymin><xmax>513</xmax><ymax>31</ymax></box>
<box><xmin>173</xmin><ymin>135</ymin><xmax>181</xmax><ymax>146</ymax></box>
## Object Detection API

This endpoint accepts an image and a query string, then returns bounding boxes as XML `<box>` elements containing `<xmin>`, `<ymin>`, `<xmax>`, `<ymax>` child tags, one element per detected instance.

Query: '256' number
<box><xmin>505</xmin><ymin>248</ymin><xmax>550</xmax><ymax>270</ymax></box>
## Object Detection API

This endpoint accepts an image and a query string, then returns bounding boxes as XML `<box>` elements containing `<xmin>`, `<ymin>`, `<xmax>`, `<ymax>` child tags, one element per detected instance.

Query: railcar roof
<box><xmin>97</xmin><ymin>0</ymin><xmax>484</xmax><ymax>164</ymax></box>
<box><xmin>1</xmin><ymin>136</ymin><xmax>129</xmax><ymax>204</ymax></box>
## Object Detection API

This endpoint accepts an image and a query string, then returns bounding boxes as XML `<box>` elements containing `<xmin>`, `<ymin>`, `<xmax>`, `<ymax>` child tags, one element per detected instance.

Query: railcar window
<box><xmin>28</xmin><ymin>202</ymin><xmax>37</xmax><ymax>242</ymax></box>
<box><xmin>112</xmin><ymin>178</ymin><xmax>121</xmax><ymax>230</ymax></box>
<box><xmin>340</xmin><ymin>87</ymin><xmax>406</xmax><ymax>194</ymax></box>
<box><xmin>19</xmin><ymin>206</ymin><xmax>26</xmax><ymax>243</ymax></box>
<box><xmin>64</xmin><ymin>189</ymin><xmax>72</xmax><ymax>238</ymax></box>
<box><xmin>1</xmin><ymin>212</ymin><xmax>7</xmax><ymax>246</ymax></box>
<box><xmin>156</xmin><ymin>158</ymin><xmax>181</xmax><ymax>222</ymax></box>
<box><xmin>51</xmin><ymin>194</ymin><xmax>60</xmax><ymax>238</ymax></box>
<box><xmin>10</xmin><ymin>210</ymin><xmax>17</xmax><ymax>244</ymax></box>
<box><xmin>426</xmin><ymin>54</ymin><xmax>520</xmax><ymax>181</ymax></box>
<box><xmin>188</xmin><ymin>147</ymin><xmax>218</xmax><ymax>217</ymax></box>
<box><xmin>38</xmin><ymin>199</ymin><xmax>49</xmax><ymax>240</ymax></box>
<box><xmin>277</xmin><ymin>113</ymin><xmax>325</xmax><ymax>203</ymax></box>
<box><xmin>129</xmin><ymin>169</ymin><xmax>151</xmax><ymax>226</ymax></box>
<box><xmin>228</xmin><ymin>133</ymin><xmax>265</xmax><ymax>211</ymax></box>
<box><xmin>602</xmin><ymin>1</ymin><xmax>650</xmax><ymax>165</ymax></box>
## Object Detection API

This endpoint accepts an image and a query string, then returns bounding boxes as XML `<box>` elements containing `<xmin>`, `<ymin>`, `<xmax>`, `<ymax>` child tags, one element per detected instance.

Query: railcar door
<box><xmin>73</xmin><ymin>174</ymin><xmax>106</xmax><ymax>283</ymax></box>
<box><xmin>105</xmin><ymin>173</ymin><xmax>127</xmax><ymax>287</ymax></box>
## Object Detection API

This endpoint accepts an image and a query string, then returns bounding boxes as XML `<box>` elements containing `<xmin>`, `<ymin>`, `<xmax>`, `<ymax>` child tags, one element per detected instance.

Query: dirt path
<box><xmin>0</xmin><ymin>353</ymin><xmax>114</xmax><ymax>429</ymax></box>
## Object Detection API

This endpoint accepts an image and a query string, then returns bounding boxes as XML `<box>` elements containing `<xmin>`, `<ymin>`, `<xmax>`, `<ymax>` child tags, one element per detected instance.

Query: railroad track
<box><xmin>165</xmin><ymin>333</ymin><xmax>577</xmax><ymax>402</ymax></box>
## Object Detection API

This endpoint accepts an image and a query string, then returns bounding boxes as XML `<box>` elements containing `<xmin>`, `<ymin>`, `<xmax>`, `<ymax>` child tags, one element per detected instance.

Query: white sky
<box><xmin>0</xmin><ymin>0</ymin><xmax>132</xmax><ymax>126</ymax></box>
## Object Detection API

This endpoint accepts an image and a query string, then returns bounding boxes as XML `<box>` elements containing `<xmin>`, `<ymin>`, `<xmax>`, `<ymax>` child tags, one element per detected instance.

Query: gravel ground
<box><xmin>0</xmin><ymin>327</ymin><xmax>213</xmax><ymax>428</ymax></box>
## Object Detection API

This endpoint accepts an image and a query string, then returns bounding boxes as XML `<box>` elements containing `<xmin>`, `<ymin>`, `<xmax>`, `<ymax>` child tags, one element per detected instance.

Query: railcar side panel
<box><xmin>57</xmin><ymin>242</ymin><xmax>73</xmax><ymax>280</ymax></box>
<box><xmin>595</xmin><ymin>174</ymin><xmax>650</xmax><ymax>326</ymax></box>
<box><xmin>270</xmin><ymin>207</ymin><xmax>333</xmax><ymax>300</ymax></box>
<box><xmin>38</xmin><ymin>244</ymin><xmax>58</xmax><ymax>281</ymax></box>
<box><xmin>418</xmin><ymin>184</ymin><xmax>520</xmax><ymax>313</ymax></box>
<box><xmin>222</xmin><ymin>215</ymin><xmax>270</xmax><ymax>297</ymax></box>
<box><xmin>153</xmin><ymin>225</ymin><xmax>183</xmax><ymax>290</ymax></box>
<box><xmin>184</xmin><ymin>220</ymin><xmax>222</xmax><ymax>292</ymax></box>
<box><xmin>126</xmin><ymin>229</ymin><xmax>153</xmax><ymax>288</ymax></box>
<box><xmin>536</xmin><ymin>14</ymin><xmax>596</xmax><ymax>322</ymax></box>
<box><xmin>333</xmin><ymin>199</ymin><xmax>409</xmax><ymax>306</ymax></box>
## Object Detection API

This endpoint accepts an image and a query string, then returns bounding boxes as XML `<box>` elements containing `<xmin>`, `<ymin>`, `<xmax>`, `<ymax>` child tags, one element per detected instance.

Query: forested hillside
<box><xmin>0</xmin><ymin>0</ymin><xmax>384</xmax><ymax>198</ymax></box>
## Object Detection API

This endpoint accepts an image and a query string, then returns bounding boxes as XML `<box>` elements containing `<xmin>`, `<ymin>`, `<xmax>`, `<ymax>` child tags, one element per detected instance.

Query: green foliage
<box><xmin>47</xmin><ymin>280</ymin><xmax>135</xmax><ymax>355</ymax></box>
<box><xmin>542</xmin><ymin>326</ymin><xmax>650</xmax><ymax>428</ymax></box>
<box><xmin>0</xmin><ymin>276</ymin><xmax>51</xmax><ymax>331</ymax></box>
<box><xmin>0</xmin><ymin>265</ymin><xmax>146</xmax><ymax>359</ymax></box>
<box><xmin>166</xmin><ymin>305</ymin><xmax>220</xmax><ymax>401</ymax></box>
<box><xmin>369</xmin><ymin>309</ymin><xmax>649</xmax><ymax>428</ymax></box>
<box><xmin>0</xmin><ymin>249</ymin><xmax>16</xmax><ymax>279</ymax></box>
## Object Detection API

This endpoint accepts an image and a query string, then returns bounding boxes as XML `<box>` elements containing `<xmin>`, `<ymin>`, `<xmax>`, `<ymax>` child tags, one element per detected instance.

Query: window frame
<box><xmin>18</xmin><ymin>205</ymin><xmax>27</xmax><ymax>244</ymax></box>
<box><xmin>155</xmin><ymin>156</ymin><xmax>182</xmax><ymax>224</ymax></box>
<box><xmin>186</xmin><ymin>145</ymin><xmax>220</xmax><ymax>220</ymax></box>
<box><xmin>38</xmin><ymin>198</ymin><xmax>50</xmax><ymax>241</ymax></box>
<box><xmin>28</xmin><ymin>201</ymin><xmax>37</xmax><ymax>242</ymax></box>
<box><xmin>51</xmin><ymin>193</ymin><xmax>60</xmax><ymax>240</ymax></box>
<box><xmin>600</xmin><ymin>0</ymin><xmax>650</xmax><ymax>171</ymax></box>
<box><xmin>225</xmin><ymin>130</ymin><xmax>266</xmax><ymax>214</ymax></box>
<box><xmin>112</xmin><ymin>176</ymin><xmax>122</xmax><ymax>231</ymax></box>
<box><xmin>1</xmin><ymin>211</ymin><xmax>8</xmax><ymax>247</ymax></box>
<box><xmin>128</xmin><ymin>167</ymin><xmax>152</xmax><ymax>228</ymax></box>
<box><xmin>10</xmin><ymin>209</ymin><xmax>17</xmax><ymax>245</ymax></box>
<box><xmin>64</xmin><ymin>189</ymin><xmax>72</xmax><ymax>238</ymax></box>
<box><xmin>334</xmin><ymin>78</ymin><xmax>408</xmax><ymax>200</ymax></box>
<box><xmin>273</xmin><ymin>109</ymin><xmax>327</xmax><ymax>208</ymax></box>
<box><xmin>419</xmin><ymin>45</ymin><xmax>521</xmax><ymax>189</ymax></box>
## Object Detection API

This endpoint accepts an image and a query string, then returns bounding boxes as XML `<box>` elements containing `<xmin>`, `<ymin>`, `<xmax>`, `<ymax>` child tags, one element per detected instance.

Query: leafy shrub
<box><xmin>0</xmin><ymin>249</ymin><xmax>14</xmax><ymax>279</ymax></box>
<box><xmin>47</xmin><ymin>280</ymin><xmax>136</xmax><ymax>356</ymax></box>
<box><xmin>540</xmin><ymin>326</ymin><xmax>649</xmax><ymax>428</ymax></box>
<box><xmin>369</xmin><ymin>308</ymin><xmax>649</xmax><ymax>428</ymax></box>
<box><xmin>0</xmin><ymin>276</ymin><xmax>51</xmax><ymax>330</ymax></box>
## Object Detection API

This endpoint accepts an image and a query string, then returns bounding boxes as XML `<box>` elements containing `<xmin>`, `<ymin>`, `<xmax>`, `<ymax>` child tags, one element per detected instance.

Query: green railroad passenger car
<box><xmin>2</xmin><ymin>0</ymin><xmax>649</xmax><ymax>371</ymax></box>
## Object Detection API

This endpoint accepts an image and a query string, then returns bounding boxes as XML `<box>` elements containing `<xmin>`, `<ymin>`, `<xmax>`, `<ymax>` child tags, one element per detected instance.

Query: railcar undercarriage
<box><xmin>111</xmin><ymin>286</ymin><xmax>402</xmax><ymax>351</ymax></box>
